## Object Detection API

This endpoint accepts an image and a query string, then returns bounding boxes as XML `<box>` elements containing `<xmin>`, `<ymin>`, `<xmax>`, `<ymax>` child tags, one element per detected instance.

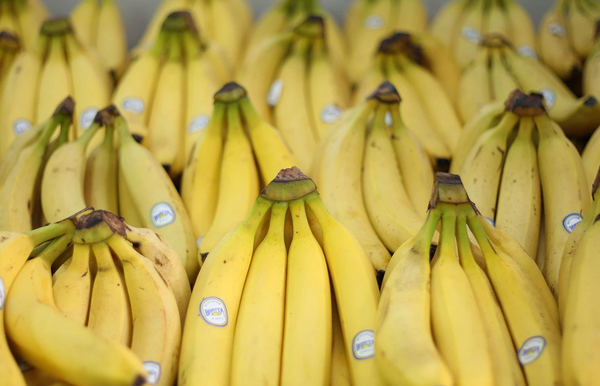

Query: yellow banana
<box><xmin>395</xmin><ymin>0</ymin><xmax>428</xmax><ymax>33</ymax></box>
<box><xmin>583</xmin><ymin>30</ymin><xmax>600</xmax><ymax>99</ymax></box>
<box><xmin>134</xmin><ymin>0</ymin><xmax>188</xmax><ymax>52</ymax></box>
<box><xmin>211</xmin><ymin>0</ymin><xmax>246</xmax><ymax>64</ymax></box>
<box><xmin>452</xmin><ymin>0</ymin><xmax>485</xmax><ymax>68</ymax></box>
<box><xmin>457</xmin><ymin>47</ymin><xmax>492</xmax><ymax>123</ymax></box>
<box><xmin>52</xmin><ymin>243</ymin><xmax>92</xmax><ymax>325</ymax></box>
<box><xmin>489</xmin><ymin>46</ymin><xmax>520</xmax><ymax>102</ymax></box>
<box><xmin>84</xmin><ymin>122</ymin><xmax>119</xmax><ymax>214</ymax></box>
<box><xmin>483</xmin><ymin>0</ymin><xmax>510</xmax><ymax>39</ymax></box>
<box><xmin>504</xmin><ymin>0</ymin><xmax>538</xmax><ymax>59</ymax></box>
<box><xmin>246</xmin><ymin>0</ymin><xmax>293</xmax><ymax>49</ymax></box>
<box><xmin>430</xmin><ymin>0</ymin><xmax>470</xmax><ymax>47</ymax></box>
<box><xmin>567</xmin><ymin>0</ymin><xmax>596</xmax><ymax>58</ymax></box>
<box><xmin>330</xmin><ymin>299</ymin><xmax>351</xmax><ymax>386</ymax></box>
<box><xmin>70</xmin><ymin>0</ymin><xmax>98</xmax><ymax>47</ymax></box>
<box><xmin>96</xmin><ymin>0</ymin><xmax>128</xmax><ymax>77</ymax></box>
<box><xmin>582</xmin><ymin>124</ymin><xmax>600</xmax><ymax>183</ymax></box>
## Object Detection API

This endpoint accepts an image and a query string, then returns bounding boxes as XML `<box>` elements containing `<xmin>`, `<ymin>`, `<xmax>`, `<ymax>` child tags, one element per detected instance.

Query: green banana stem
<box><xmin>26</xmin><ymin>221</ymin><xmax>74</xmax><ymax>247</ymax></box>
<box><xmin>55</xmin><ymin>115</ymin><xmax>71</xmax><ymax>147</ymax></box>
<box><xmin>413</xmin><ymin>209</ymin><xmax>442</xmax><ymax>254</ymax></box>
<box><xmin>150</xmin><ymin>30</ymin><xmax>170</xmax><ymax>59</ymax></box>
<box><xmin>238</xmin><ymin>97</ymin><xmax>263</xmax><ymax>128</ymax></box>
<box><xmin>181</xmin><ymin>29</ymin><xmax>201</xmax><ymax>60</ymax></box>
<box><xmin>467</xmin><ymin>214</ymin><xmax>497</xmax><ymax>257</ymax></box>
<box><xmin>114</xmin><ymin>115</ymin><xmax>135</xmax><ymax>146</ymax></box>
<box><xmin>37</xmin><ymin>234</ymin><xmax>73</xmax><ymax>267</ymax></box>
<box><xmin>36</xmin><ymin>116</ymin><xmax>62</xmax><ymax>148</ymax></box>
<box><xmin>75</xmin><ymin>120</ymin><xmax>102</xmax><ymax>148</ymax></box>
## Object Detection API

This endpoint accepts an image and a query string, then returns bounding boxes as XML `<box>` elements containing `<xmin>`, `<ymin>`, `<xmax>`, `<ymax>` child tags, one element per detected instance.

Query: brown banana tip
<box><xmin>76</xmin><ymin>210</ymin><xmax>127</xmax><ymax>236</ymax></box>
<box><xmin>68</xmin><ymin>206</ymin><xmax>95</xmax><ymax>224</ymax></box>
<box><xmin>94</xmin><ymin>105</ymin><xmax>120</xmax><ymax>125</ymax></box>
<box><xmin>480</xmin><ymin>33</ymin><xmax>510</xmax><ymax>48</ymax></box>
<box><xmin>429</xmin><ymin>172</ymin><xmax>472</xmax><ymax>207</ymax></box>
<box><xmin>377</xmin><ymin>32</ymin><xmax>411</xmax><ymax>54</ymax></box>
<box><xmin>0</xmin><ymin>31</ymin><xmax>19</xmax><ymax>47</ymax></box>
<box><xmin>132</xmin><ymin>375</ymin><xmax>146</xmax><ymax>386</ymax></box>
<box><xmin>163</xmin><ymin>11</ymin><xmax>192</xmax><ymax>31</ymax></box>
<box><xmin>584</xmin><ymin>96</ymin><xmax>598</xmax><ymax>108</ymax></box>
<box><xmin>272</xmin><ymin>166</ymin><xmax>311</xmax><ymax>183</ymax></box>
<box><xmin>214</xmin><ymin>82</ymin><xmax>247</xmax><ymax>103</ymax></box>
<box><xmin>367</xmin><ymin>81</ymin><xmax>401</xmax><ymax>103</ymax></box>
<box><xmin>260</xmin><ymin>167</ymin><xmax>317</xmax><ymax>201</ymax></box>
<box><xmin>40</xmin><ymin>17</ymin><xmax>72</xmax><ymax>35</ymax></box>
<box><xmin>54</xmin><ymin>96</ymin><xmax>75</xmax><ymax>116</ymax></box>
<box><xmin>294</xmin><ymin>15</ymin><xmax>325</xmax><ymax>38</ymax></box>
<box><xmin>504</xmin><ymin>89</ymin><xmax>545</xmax><ymax>116</ymax></box>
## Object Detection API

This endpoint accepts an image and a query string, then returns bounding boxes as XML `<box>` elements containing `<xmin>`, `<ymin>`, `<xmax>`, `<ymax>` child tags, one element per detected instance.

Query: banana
<box><xmin>456</xmin><ymin>214</ymin><xmax>526</xmax><ymax>386</ymax></box>
<box><xmin>315</xmin><ymin>99</ymin><xmax>391</xmax><ymax>271</ymax></box>
<box><xmin>52</xmin><ymin>243</ymin><xmax>92</xmax><ymax>325</ymax></box>
<box><xmin>87</xmin><ymin>241</ymin><xmax>132</xmax><ymax>347</ymax></box>
<box><xmin>489</xmin><ymin>47</ymin><xmax>519</xmax><ymax>102</ymax></box>
<box><xmin>330</xmin><ymin>299</ymin><xmax>351</xmax><ymax>386</ymax></box>
<box><xmin>567</xmin><ymin>0</ymin><xmax>596</xmax><ymax>58</ymax></box>
<box><xmin>280</xmin><ymin>199</ymin><xmax>331</xmax><ymax>386</ymax></box>
<box><xmin>112</xmin><ymin>30</ymin><xmax>168</xmax><ymax>141</ymax></box>
<box><xmin>109</xmin><ymin>233</ymin><xmax>181</xmax><ymax>386</ymax></box>
<box><xmin>352</xmin><ymin>53</ymin><xmax>386</xmax><ymax>105</ymax></box>
<box><xmin>134</xmin><ymin>0</ymin><xmax>188</xmax><ymax>53</ymax></box>
<box><xmin>178</xmin><ymin>197</ymin><xmax>272</xmax><ymax>386</ymax></box>
<box><xmin>41</xmin><ymin>121</ymin><xmax>101</xmax><ymax>223</ymax></box>
<box><xmin>431</xmin><ymin>0</ymin><xmax>469</xmax><ymax>48</ymax></box>
<box><xmin>452</xmin><ymin>0</ymin><xmax>485</xmax><ymax>68</ymax></box>
<box><xmin>5</xmin><ymin>235</ymin><xmax>147</xmax><ymax>386</ymax></box>
<box><xmin>271</xmin><ymin>37</ymin><xmax>317</xmax><ymax>170</ymax></box>
<box><xmin>239</xmin><ymin>95</ymin><xmax>297</xmax><ymax>181</ymax></box>
<box><xmin>376</xmin><ymin>210</ymin><xmax>453</xmax><ymax>386</ymax></box>
<box><xmin>483</xmin><ymin>0</ymin><xmax>510</xmax><ymax>40</ymax></box>
<box><xmin>459</xmin><ymin>110</ymin><xmax>518</xmax><ymax>221</ymax></box>
<box><xmin>65</xmin><ymin>32</ymin><xmax>112</xmax><ymax>140</ymax></box>
<box><xmin>211</xmin><ymin>0</ymin><xmax>245</xmax><ymax>64</ymax></box>
<box><xmin>469</xmin><ymin>214</ymin><xmax>563</xmax><ymax>386</ymax></box>
<box><xmin>113</xmin><ymin>112</ymin><xmax>199</xmax><ymax>282</ymax></box>
<box><xmin>125</xmin><ymin>225</ymin><xmax>191</xmax><ymax>326</ymax></box>
<box><xmin>583</xmin><ymin>29</ymin><xmax>600</xmax><ymax>99</ymax></box>
<box><xmin>305</xmin><ymin>192</ymin><xmax>384</xmax><ymax>386</ymax></box>
<box><xmin>395</xmin><ymin>0</ymin><xmax>428</xmax><ymax>33</ymax></box>
<box><xmin>70</xmin><ymin>0</ymin><xmax>98</xmax><ymax>47</ymax></box>
<box><xmin>582</xmin><ymin>124</ymin><xmax>600</xmax><ymax>183</ymax></box>
<box><xmin>180</xmin><ymin>102</ymin><xmax>225</xmax><ymax>244</ymax></box>
<box><xmin>230</xmin><ymin>202</ymin><xmax>288</xmax><ymax>386</ymax></box>
<box><xmin>495</xmin><ymin>117</ymin><xmax>542</xmax><ymax>258</ymax></box>
<box><xmin>536</xmin><ymin>112</ymin><xmax>590</xmax><ymax>297</ymax></box>
<box><xmin>84</xmin><ymin>122</ymin><xmax>119</xmax><ymax>214</ymax></box>
<box><xmin>504</xmin><ymin>0</ymin><xmax>538</xmax><ymax>59</ymax></box>
<box><xmin>96</xmin><ymin>0</ymin><xmax>128</xmax><ymax>77</ymax></box>
<box><xmin>199</xmin><ymin>34</ymin><xmax>233</xmax><ymax>85</ymax></box>
<box><xmin>246</xmin><ymin>0</ymin><xmax>293</xmax><ymax>49</ymax></box>
<box><xmin>0</xmin><ymin>1</ymin><xmax>21</xmax><ymax>40</ymax></box>
<box><xmin>431</xmin><ymin>207</ymin><xmax>493</xmax><ymax>385</ymax></box>
<box><xmin>538</xmin><ymin>3</ymin><xmax>582</xmax><ymax>80</ymax></box>
<box><xmin>227</xmin><ymin>0</ymin><xmax>253</xmax><ymax>34</ymax></box>
<box><xmin>14</xmin><ymin>0</ymin><xmax>47</xmax><ymax>50</ymax></box>
<box><xmin>457</xmin><ymin>47</ymin><xmax>492</xmax><ymax>123</ymax></box>
<box><xmin>362</xmin><ymin>103</ymin><xmax>422</xmax><ymax>251</ymax></box>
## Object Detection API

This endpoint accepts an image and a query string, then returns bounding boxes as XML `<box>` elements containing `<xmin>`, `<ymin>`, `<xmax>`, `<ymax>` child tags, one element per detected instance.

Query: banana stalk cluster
<box><xmin>0</xmin><ymin>0</ymin><xmax>47</xmax><ymax>49</ymax></box>
<box><xmin>0</xmin><ymin>18</ymin><xmax>113</xmax><ymax>159</ymax></box>
<box><xmin>2</xmin><ymin>208</ymin><xmax>190</xmax><ymax>386</ymax></box>
<box><xmin>355</xmin><ymin>32</ymin><xmax>461</xmax><ymax>162</ymax></box>
<box><xmin>311</xmin><ymin>82</ymin><xmax>433</xmax><ymax>273</ymax></box>
<box><xmin>344</xmin><ymin>0</ymin><xmax>428</xmax><ymax>83</ymax></box>
<box><xmin>451</xmin><ymin>90</ymin><xmax>591</xmax><ymax>297</ymax></box>
<box><xmin>377</xmin><ymin>172</ymin><xmax>561</xmax><ymax>385</ymax></box>
<box><xmin>113</xmin><ymin>11</ymin><xmax>230</xmax><ymax>177</ymax></box>
<box><xmin>458</xmin><ymin>36</ymin><xmax>600</xmax><ymax>136</ymax></box>
<box><xmin>38</xmin><ymin>104</ymin><xmax>199</xmax><ymax>281</ymax></box>
<box><xmin>431</xmin><ymin>0</ymin><xmax>537</xmax><ymax>68</ymax></box>
<box><xmin>539</xmin><ymin>0</ymin><xmax>600</xmax><ymax>80</ymax></box>
<box><xmin>239</xmin><ymin>15</ymin><xmax>351</xmax><ymax>170</ymax></box>
<box><xmin>181</xmin><ymin>82</ymin><xmax>297</xmax><ymax>261</ymax></box>
<box><xmin>137</xmin><ymin>0</ymin><xmax>252</xmax><ymax>64</ymax></box>
<box><xmin>70</xmin><ymin>0</ymin><xmax>128</xmax><ymax>78</ymax></box>
<box><xmin>179</xmin><ymin>167</ymin><xmax>383</xmax><ymax>386</ymax></box>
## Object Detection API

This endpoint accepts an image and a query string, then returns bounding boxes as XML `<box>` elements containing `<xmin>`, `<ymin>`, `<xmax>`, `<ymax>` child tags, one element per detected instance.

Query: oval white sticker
<box><xmin>540</xmin><ymin>89</ymin><xmax>556</xmax><ymax>109</ymax></box>
<box><xmin>517</xmin><ymin>45</ymin><xmax>537</xmax><ymax>59</ymax></box>
<box><xmin>352</xmin><ymin>330</ymin><xmax>375</xmax><ymax>360</ymax></box>
<box><xmin>518</xmin><ymin>336</ymin><xmax>546</xmax><ymax>365</ymax></box>
<box><xmin>548</xmin><ymin>22</ymin><xmax>566</xmax><ymax>38</ymax></box>
<box><xmin>143</xmin><ymin>361</ymin><xmax>161</xmax><ymax>385</ymax></box>
<box><xmin>267</xmin><ymin>79</ymin><xmax>284</xmax><ymax>107</ymax></box>
<box><xmin>461</xmin><ymin>26</ymin><xmax>482</xmax><ymax>44</ymax></box>
<box><xmin>150</xmin><ymin>203</ymin><xmax>176</xmax><ymax>228</ymax></box>
<box><xmin>321</xmin><ymin>104</ymin><xmax>342</xmax><ymax>124</ymax></box>
<box><xmin>80</xmin><ymin>107</ymin><xmax>98</xmax><ymax>130</ymax></box>
<box><xmin>0</xmin><ymin>276</ymin><xmax>5</xmax><ymax>310</ymax></box>
<box><xmin>385</xmin><ymin>111</ymin><xmax>392</xmax><ymax>126</ymax></box>
<box><xmin>122</xmin><ymin>98</ymin><xmax>145</xmax><ymax>115</ymax></box>
<box><xmin>13</xmin><ymin>118</ymin><xmax>32</xmax><ymax>135</ymax></box>
<box><xmin>196</xmin><ymin>237</ymin><xmax>204</xmax><ymax>249</ymax></box>
<box><xmin>485</xmin><ymin>217</ymin><xmax>496</xmax><ymax>227</ymax></box>
<box><xmin>188</xmin><ymin>115</ymin><xmax>210</xmax><ymax>133</ymax></box>
<box><xmin>563</xmin><ymin>213</ymin><xmax>583</xmax><ymax>233</ymax></box>
<box><xmin>363</xmin><ymin>15</ymin><xmax>384</xmax><ymax>30</ymax></box>
<box><xmin>200</xmin><ymin>297</ymin><xmax>228</xmax><ymax>326</ymax></box>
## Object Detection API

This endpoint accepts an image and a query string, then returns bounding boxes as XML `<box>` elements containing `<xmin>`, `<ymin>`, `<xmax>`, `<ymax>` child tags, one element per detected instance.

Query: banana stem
<box><xmin>76</xmin><ymin>120</ymin><xmax>102</xmax><ymax>148</ymax></box>
<box><xmin>413</xmin><ymin>209</ymin><xmax>442</xmax><ymax>253</ymax></box>
<box><xmin>467</xmin><ymin>214</ymin><xmax>496</xmax><ymax>256</ymax></box>
<box><xmin>37</xmin><ymin>234</ymin><xmax>73</xmax><ymax>267</ymax></box>
<box><xmin>27</xmin><ymin>221</ymin><xmax>73</xmax><ymax>247</ymax></box>
<box><xmin>37</xmin><ymin>116</ymin><xmax>62</xmax><ymax>147</ymax></box>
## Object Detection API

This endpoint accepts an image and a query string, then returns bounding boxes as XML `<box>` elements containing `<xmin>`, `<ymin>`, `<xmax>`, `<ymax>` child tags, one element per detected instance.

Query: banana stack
<box><xmin>539</xmin><ymin>0</ymin><xmax>600</xmax><ymax>80</ymax></box>
<box><xmin>238</xmin><ymin>15</ymin><xmax>351</xmax><ymax>170</ymax></box>
<box><xmin>70</xmin><ymin>0</ymin><xmax>129</xmax><ymax>78</ymax></box>
<box><xmin>458</xmin><ymin>35</ymin><xmax>600</xmax><ymax>136</ymax></box>
<box><xmin>112</xmin><ymin>11</ymin><xmax>230</xmax><ymax>177</ymax></box>
<box><xmin>451</xmin><ymin>90</ymin><xmax>591</xmax><ymax>297</ymax></box>
<box><xmin>39</xmin><ymin>104</ymin><xmax>199</xmax><ymax>282</ymax></box>
<box><xmin>344</xmin><ymin>0</ymin><xmax>428</xmax><ymax>83</ymax></box>
<box><xmin>0</xmin><ymin>0</ymin><xmax>47</xmax><ymax>50</ymax></box>
<box><xmin>431</xmin><ymin>0</ymin><xmax>537</xmax><ymax>68</ymax></box>
<box><xmin>0</xmin><ymin>17</ymin><xmax>113</xmax><ymax>160</ymax></box>
<box><xmin>559</xmin><ymin>166</ymin><xmax>600</xmax><ymax>385</ymax></box>
<box><xmin>377</xmin><ymin>171</ymin><xmax>561</xmax><ymax>386</ymax></box>
<box><xmin>136</xmin><ymin>0</ymin><xmax>252</xmax><ymax>64</ymax></box>
<box><xmin>179</xmin><ymin>167</ymin><xmax>383</xmax><ymax>386</ymax></box>
<box><xmin>312</xmin><ymin>82</ymin><xmax>433</xmax><ymax>274</ymax></box>
<box><xmin>3</xmin><ymin>208</ymin><xmax>190</xmax><ymax>386</ymax></box>
<box><xmin>181</xmin><ymin>82</ymin><xmax>297</xmax><ymax>260</ymax></box>
<box><xmin>354</xmin><ymin>32</ymin><xmax>462</xmax><ymax>163</ymax></box>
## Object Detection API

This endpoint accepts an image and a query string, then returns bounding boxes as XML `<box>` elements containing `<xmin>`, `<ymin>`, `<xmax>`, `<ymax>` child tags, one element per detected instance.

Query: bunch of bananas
<box><xmin>2</xmin><ymin>208</ymin><xmax>190</xmax><ymax>386</ymax></box>
<box><xmin>179</xmin><ymin>167</ymin><xmax>383</xmax><ymax>385</ymax></box>
<box><xmin>239</xmin><ymin>15</ymin><xmax>350</xmax><ymax>170</ymax></box>
<box><xmin>0</xmin><ymin>0</ymin><xmax>47</xmax><ymax>49</ymax></box>
<box><xmin>70</xmin><ymin>0</ymin><xmax>128</xmax><ymax>78</ymax></box>
<box><xmin>431</xmin><ymin>0</ymin><xmax>537</xmax><ymax>68</ymax></box>
<box><xmin>113</xmin><ymin>11</ymin><xmax>230</xmax><ymax>177</ymax></box>
<box><xmin>137</xmin><ymin>0</ymin><xmax>252</xmax><ymax>64</ymax></box>
<box><xmin>311</xmin><ymin>82</ymin><xmax>433</xmax><ymax>274</ymax></box>
<box><xmin>344</xmin><ymin>0</ymin><xmax>427</xmax><ymax>83</ymax></box>
<box><xmin>181</xmin><ymin>82</ymin><xmax>296</xmax><ymax>258</ymax></box>
<box><xmin>39</xmin><ymin>104</ymin><xmax>199</xmax><ymax>281</ymax></box>
<box><xmin>355</xmin><ymin>32</ymin><xmax>461</xmax><ymax>162</ymax></box>
<box><xmin>458</xmin><ymin>35</ymin><xmax>600</xmax><ymax>136</ymax></box>
<box><xmin>378</xmin><ymin>172</ymin><xmax>561</xmax><ymax>385</ymax></box>
<box><xmin>539</xmin><ymin>0</ymin><xmax>600</xmax><ymax>80</ymax></box>
<box><xmin>0</xmin><ymin>17</ymin><xmax>113</xmax><ymax>159</ymax></box>
<box><xmin>451</xmin><ymin>90</ymin><xmax>590</xmax><ymax>297</ymax></box>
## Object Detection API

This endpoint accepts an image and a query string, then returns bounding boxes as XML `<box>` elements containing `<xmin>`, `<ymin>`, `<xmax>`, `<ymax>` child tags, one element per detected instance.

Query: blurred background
<box><xmin>46</xmin><ymin>0</ymin><xmax>552</xmax><ymax>47</ymax></box>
